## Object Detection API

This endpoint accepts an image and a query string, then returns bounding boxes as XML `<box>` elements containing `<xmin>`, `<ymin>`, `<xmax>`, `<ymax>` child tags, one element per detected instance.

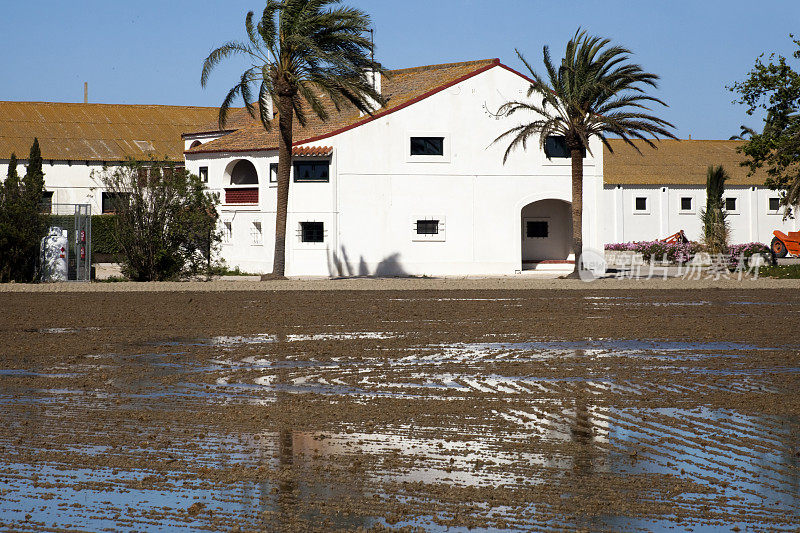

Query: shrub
<box><xmin>727</xmin><ymin>243</ymin><xmax>773</xmax><ymax>267</ymax></box>
<box><xmin>94</xmin><ymin>158</ymin><xmax>220</xmax><ymax>281</ymax></box>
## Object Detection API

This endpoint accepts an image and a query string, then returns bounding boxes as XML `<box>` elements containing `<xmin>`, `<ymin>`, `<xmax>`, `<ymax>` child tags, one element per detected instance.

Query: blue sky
<box><xmin>2</xmin><ymin>0</ymin><xmax>798</xmax><ymax>139</ymax></box>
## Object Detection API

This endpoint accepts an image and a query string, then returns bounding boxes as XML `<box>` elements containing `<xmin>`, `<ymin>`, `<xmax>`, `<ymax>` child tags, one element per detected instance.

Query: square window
<box><xmin>635</xmin><ymin>197</ymin><xmax>648</xmax><ymax>211</ymax></box>
<box><xmin>102</xmin><ymin>192</ymin><xmax>130</xmax><ymax>214</ymax></box>
<box><xmin>410</xmin><ymin>137</ymin><xmax>444</xmax><ymax>156</ymax></box>
<box><xmin>222</xmin><ymin>222</ymin><xmax>232</xmax><ymax>244</ymax></box>
<box><xmin>680</xmin><ymin>197</ymin><xmax>692</xmax><ymax>211</ymax></box>
<box><xmin>198</xmin><ymin>166</ymin><xmax>208</xmax><ymax>183</ymax></box>
<box><xmin>40</xmin><ymin>191</ymin><xmax>54</xmax><ymax>214</ymax></box>
<box><xmin>725</xmin><ymin>197</ymin><xmax>737</xmax><ymax>211</ymax></box>
<box><xmin>544</xmin><ymin>136</ymin><xmax>570</xmax><ymax>158</ymax></box>
<box><xmin>769</xmin><ymin>197</ymin><xmax>780</xmax><ymax>212</ymax></box>
<box><xmin>250</xmin><ymin>221</ymin><xmax>262</xmax><ymax>245</ymax></box>
<box><xmin>526</xmin><ymin>220</ymin><xmax>548</xmax><ymax>238</ymax></box>
<box><xmin>269</xmin><ymin>163</ymin><xmax>278</xmax><ymax>183</ymax></box>
<box><xmin>300</xmin><ymin>221</ymin><xmax>324</xmax><ymax>243</ymax></box>
<box><xmin>294</xmin><ymin>162</ymin><xmax>329</xmax><ymax>182</ymax></box>
<box><xmin>415</xmin><ymin>220</ymin><xmax>440</xmax><ymax>235</ymax></box>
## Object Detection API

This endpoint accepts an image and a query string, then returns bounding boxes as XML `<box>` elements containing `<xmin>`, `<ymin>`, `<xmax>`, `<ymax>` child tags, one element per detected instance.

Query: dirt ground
<box><xmin>1</xmin><ymin>289</ymin><xmax>799</xmax><ymax>532</ymax></box>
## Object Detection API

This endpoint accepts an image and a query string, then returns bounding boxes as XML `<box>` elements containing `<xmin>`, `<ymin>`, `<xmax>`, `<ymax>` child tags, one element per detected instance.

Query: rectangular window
<box><xmin>222</xmin><ymin>222</ymin><xmax>232</xmax><ymax>244</ymax></box>
<box><xmin>410</xmin><ymin>137</ymin><xmax>444</xmax><ymax>156</ymax></box>
<box><xmin>544</xmin><ymin>136</ymin><xmax>570</xmax><ymax>159</ymax></box>
<box><xmin>300</xmin><ymin>221</ymin><xmax>324</xmax><ymax>243</ymax></box>
<box><xmin>769</xmin><ymin>197</ymin><xmax>781</xmax><ymax>212</ymax></box>
<box><xmin>680</xmin><ymin>197</ymin><xmax>693</xmax><ymax>211</ymax></box>
<box><xmin>635</xmin><ymin>197</ymin><xmax>648</xmax><ymax>211</ymax></box>
<box><xmin>293</xmin><ymin>162</ymin><xmax>330</xmax><ymax>182</ymax></box>
<box><xmin>725</xmin><ymin>197</ymin><xmax>737</xmax><ymax>211</ymax></box>
<box><xmin>40</xmin><ymin>191</ymin><xmax>54</xmax><ymax>214</ymax></box>
<box><xmin>102</xmin><ymin>192</ymin><xmax>130</xmax><ymax>214</ymax></box>
<box><xmin>269</xmin><ymin>163</ymin><xmax>278</xmax><ymax>183</ymax></box>
<box><xmin>250</xmin><ymin>221</ymin><xmax>262</xmax><ymax>245</ymax></box>
<box><xmin>415</xmin><ymin>220</ymin><xmax>440</xmax><ymax>235</ymax></box>
<box><xmin>198</xmin><ymin>166</ymin><xmax>208</xmax><ymax>183</ymax></box>
<box><xmin>526</xmin><ymin>220</ymin><xmax>549</xmax><ymax>238</ymax></box>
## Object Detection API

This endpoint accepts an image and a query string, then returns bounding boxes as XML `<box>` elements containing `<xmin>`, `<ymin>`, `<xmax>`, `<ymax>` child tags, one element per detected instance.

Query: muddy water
<box><xmin>1</xmin><ymin>290</ymin><xmax>799</xmax><ymax>531</ymax></box>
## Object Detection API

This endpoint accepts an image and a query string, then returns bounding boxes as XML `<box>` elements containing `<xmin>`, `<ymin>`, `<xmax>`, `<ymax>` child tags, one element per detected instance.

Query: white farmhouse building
<box><xmin>0</xmin><ymin>101</ymin><xmax>219</xmax><ymax>215</ymax></box>
<box><xmin>184</xmin><ymin>59</ymin><xmax>605</xmax><ymax>276</ymax></box>
<box><xmin>2</xmin><ymin>60</ymin><xmax>797</xmax><ymax>277</ymax></box>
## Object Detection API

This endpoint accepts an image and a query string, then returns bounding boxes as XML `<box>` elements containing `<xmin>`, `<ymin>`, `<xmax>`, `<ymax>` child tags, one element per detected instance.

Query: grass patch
<box><xmin>757</xmin><ymin>264</ymin><xmax>800</xmax><ymax>279</ymax></box>
<box><xmin>208</xmin><ymin>265</ymin><xmax>258</xmax><ymax>277</ymax></box>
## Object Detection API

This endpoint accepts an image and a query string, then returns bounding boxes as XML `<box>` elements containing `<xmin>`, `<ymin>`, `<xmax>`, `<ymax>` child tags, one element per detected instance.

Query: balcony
<box><xmin>225</xmin><ymin>187</ymin><xmax>258</xmax><ymax>204</ymax></box>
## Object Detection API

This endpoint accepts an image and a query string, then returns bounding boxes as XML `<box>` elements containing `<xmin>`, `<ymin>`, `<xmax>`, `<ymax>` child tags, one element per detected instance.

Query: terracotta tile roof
<box><xmin>186</xmin><ymin>59</ymin><xmax>500</xmax><ymax>155</ymax></box>
<box><xmin>0</xmin><ymin>101</ymin><xmax>224</xmax><ymax>162</ymax></box>
<box><xmin>604</xmin><ymin>139</ymin><xmax>768</xmax><ymax>186</ymax></box>
<box><xmin>292</xmin><ymin>146</ymin><xmax>332</xmax><ymax>157</ymax></box>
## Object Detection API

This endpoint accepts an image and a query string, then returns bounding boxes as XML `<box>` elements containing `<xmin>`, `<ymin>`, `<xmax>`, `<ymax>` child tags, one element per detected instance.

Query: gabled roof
<box><xmin>186</xmin><ymin>59</ymin><xmax>502</xmax><ymax>155</ymax></box>
<box><xmin>603</xmin><ymin>139</ymin><xmax>768</xmax><ymax>186</ymax></box>
<box><xmin>0</xmin><ymin>101</ymin><xmax>222</xmax><ymax>162</ymax></box>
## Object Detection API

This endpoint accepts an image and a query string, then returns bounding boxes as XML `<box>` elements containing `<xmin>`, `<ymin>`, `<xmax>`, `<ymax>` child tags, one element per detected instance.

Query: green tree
<box><xmin>729</xmin><ymin>35</ymin><xmax>800</xmax><ymax>217</ymax></box>
<box><xmin>24</xmin><ymin>138</ymin><xmax>45</xmax><ymax>211</ymax></box>
<box><xmin>700</xmin><ymin>165</ymin><xmax>730</xmax><ymax>255</ymax></box>
<box><xmin>0</xmin><ymin>140</ymin><xmax>48</xmax><ymax>283</ymax></box>
<box><xmin>201</xmin><ymin>0</ymin><xmax>385</xmax><ymax>279</ymax></box>
<box><xmin>494</xmin><ymin>29</ymin><xmax>675</xmax><ymax>276</ymax></box>
<box><xmin>97</xmin><ymin>159</ymin><xmax>220</xmax><ymax>281</ymax></box>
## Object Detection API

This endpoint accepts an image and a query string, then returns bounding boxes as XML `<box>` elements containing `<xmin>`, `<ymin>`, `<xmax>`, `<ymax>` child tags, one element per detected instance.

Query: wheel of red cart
<box><xmin>771</xmin><ymin>237</ymin><xmax>788</xmax><ymax>258</ymax></box>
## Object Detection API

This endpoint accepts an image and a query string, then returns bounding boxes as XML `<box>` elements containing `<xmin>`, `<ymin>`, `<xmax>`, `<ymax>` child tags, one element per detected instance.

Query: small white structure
<box><xmin>184</xmin><ymin>59</ymin><xmax>604</xmax><ymax>276</ymax></box>
<box><xmin>39</xmin><ymin>227</ymin><xmax>69</xmax><ymax>282</ymax></box>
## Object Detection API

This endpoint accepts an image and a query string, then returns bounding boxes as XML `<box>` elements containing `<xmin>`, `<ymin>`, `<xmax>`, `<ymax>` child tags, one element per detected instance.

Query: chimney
<box><xmin>360</xmin><ymin>69</ymin><xmax>382</xmax><ymax>116</ymax></box>
<box><xmin>84</xmin><ymin>82</ymin><xmax>88</xmax><ymax>104</ymax></box>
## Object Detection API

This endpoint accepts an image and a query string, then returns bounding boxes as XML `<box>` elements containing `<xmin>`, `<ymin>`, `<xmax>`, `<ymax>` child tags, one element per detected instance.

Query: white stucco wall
<box><xmin>600</xmin><ymin>184</ymin><xmax>799</xmax><ymax>245</ymax></box>
<box><xmin>0</xmin><ymin>159</ymin><xmax>116</xmax><ymax>214</ymax></box>
<box><xmin>186</xmin><ymin>65</ymin><xmax>604</xmax><ymax>276</ymax></box>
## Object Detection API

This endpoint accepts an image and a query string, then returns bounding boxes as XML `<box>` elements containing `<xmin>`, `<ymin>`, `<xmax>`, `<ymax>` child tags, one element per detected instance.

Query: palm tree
<box><xmin>494</xmin><ymin>29</ymin><xmax>676</xmax><ymax>277</ymax></box>
<box><xmin>700</xmin><ymin>165</ymin><xmax>730</xmax><ymax>255</ymax></box>
<box><xmin>201</xmin><ymin>0</ymin><xmax>385</xmax><ymax>278</ymax></box>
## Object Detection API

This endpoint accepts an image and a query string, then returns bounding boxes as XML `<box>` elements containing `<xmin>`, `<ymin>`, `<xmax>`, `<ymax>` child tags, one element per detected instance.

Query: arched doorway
<box><xmin>521</xmin><ymin>199</ymin><xmax>573</xmax><ymax>269</ymax></box>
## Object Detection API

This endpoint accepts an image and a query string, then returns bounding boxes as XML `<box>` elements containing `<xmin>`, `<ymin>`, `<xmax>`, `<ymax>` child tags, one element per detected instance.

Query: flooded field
<box><xmin>1</xmin><ymin>290</ymin><xmax>799</xmax><ymax>531</ymax></box>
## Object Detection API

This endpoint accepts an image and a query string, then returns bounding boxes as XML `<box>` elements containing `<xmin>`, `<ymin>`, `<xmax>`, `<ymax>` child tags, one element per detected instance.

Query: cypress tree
<box><xmin>3</xmin><ymin>153</ymin><xmax>20</xmax><ymax>200</ymax></box>
<box><xmin>0</xmin><ymin>140</ymin><xmax>48</xmax><ymax>282</ymax></box>
<box><xmin>23</xmin><ymin>137</ymin><xmax>45</xmax><ymax>206</ymax></box>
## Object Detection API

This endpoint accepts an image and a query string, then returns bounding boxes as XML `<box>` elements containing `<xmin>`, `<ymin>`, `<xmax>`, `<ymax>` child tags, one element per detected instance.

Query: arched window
<box><xmin>189</xmin><ymin>140</ymin><xmax>202</xmax><ymax>149</ymax></box>
<box><xmin>230</xmin><ymin>160</ymin><xmax>258</xmax><ymax>185</ymax></box>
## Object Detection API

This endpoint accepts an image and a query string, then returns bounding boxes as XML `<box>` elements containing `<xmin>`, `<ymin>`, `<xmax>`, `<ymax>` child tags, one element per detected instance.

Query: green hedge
<box><xmin>47</xmin><ymin>214</ymin><xmax>120</xmax><ymax>255</ymax></box>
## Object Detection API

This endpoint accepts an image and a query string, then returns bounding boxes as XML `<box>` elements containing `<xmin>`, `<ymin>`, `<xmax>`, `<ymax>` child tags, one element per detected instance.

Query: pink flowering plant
<box><xmin>606</xmin><ymin>240</ymin><xmax>773</xmax><ymax>267</ymax></box>
<box><xmin>727</xmin><ymin>243</ymin><xmax>773</xmax><ymax>267</ymax></box>
<box><xmin>605</xmin><ymin>241</ymin><xmax>703</xmax><ymax>263</ymax></box>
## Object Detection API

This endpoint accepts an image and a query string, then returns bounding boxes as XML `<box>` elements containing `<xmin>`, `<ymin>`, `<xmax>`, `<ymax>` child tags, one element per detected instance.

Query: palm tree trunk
<box><xmin>569</xmin><ymin>147</ymin><xmax>583</xmax><ymax>277</ymax></box>
<box><xmin>269</xmin><ymin>93</ymin><xmax>294</xmax><ymax>279</ymax></box>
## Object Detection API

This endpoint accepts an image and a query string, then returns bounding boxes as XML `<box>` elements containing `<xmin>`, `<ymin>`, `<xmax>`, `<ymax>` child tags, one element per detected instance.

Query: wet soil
<box><xmin>1</xmin><ymin>290</ymin><xmax>799</xmax><ymax>531</ymax></box>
